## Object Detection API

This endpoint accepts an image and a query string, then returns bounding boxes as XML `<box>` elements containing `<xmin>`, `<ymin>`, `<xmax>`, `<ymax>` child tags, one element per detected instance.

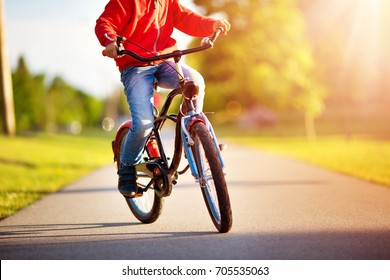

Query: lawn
<box><xmin>227</xmin><ymin>135</ymin><xmax>390</xmax><ymax>187</ymax></box>
<box><xmin>0</xmin><ymin>132</ymin><xmax>113</xmax><ymax>219</ymax></box>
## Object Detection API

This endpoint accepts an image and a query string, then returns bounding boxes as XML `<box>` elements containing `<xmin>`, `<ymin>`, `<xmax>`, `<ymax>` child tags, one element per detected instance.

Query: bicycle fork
<box><xmin>181</xmin><ymin>112</ymin><xmax>225</xmax><ymax>181</ymax></box>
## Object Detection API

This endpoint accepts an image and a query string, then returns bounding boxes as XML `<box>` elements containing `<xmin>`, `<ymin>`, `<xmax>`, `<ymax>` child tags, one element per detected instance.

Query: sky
<box><xmin>3</xmin><ymin>0</ymin><xmax>197</xmax><ymax>99</ymax></box>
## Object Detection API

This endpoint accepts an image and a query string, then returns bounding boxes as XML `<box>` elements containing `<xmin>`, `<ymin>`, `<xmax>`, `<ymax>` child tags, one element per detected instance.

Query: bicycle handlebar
<box><xmin>102</xmin><ymin>29</ymin><xmax>222</xmax><ymax>61</ymax></box>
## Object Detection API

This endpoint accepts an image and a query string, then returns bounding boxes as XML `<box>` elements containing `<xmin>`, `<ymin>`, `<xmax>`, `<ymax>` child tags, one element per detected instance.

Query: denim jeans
<box><xmin>120</xmin><ymin>61</ymin><xmax>205</xmax><ymax>166</ymax></box>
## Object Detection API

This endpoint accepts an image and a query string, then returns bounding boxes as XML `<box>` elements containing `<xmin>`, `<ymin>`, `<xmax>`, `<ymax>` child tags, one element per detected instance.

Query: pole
<box><xmin>0</xmin><ymin>0</ymin><xmax>16</xmax><ymax>136</ymax></box>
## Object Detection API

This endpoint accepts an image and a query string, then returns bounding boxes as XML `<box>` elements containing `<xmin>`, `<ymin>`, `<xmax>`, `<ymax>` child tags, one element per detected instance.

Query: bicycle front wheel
<box><xmin>191</xmin><ymin>122</ymin><xmax>232</xmax><ymax>233</ymax></box>
<box><xmin>116</xmin><ymin>127</ymin><xmax>164</xmax><ymax>224</ymax></box>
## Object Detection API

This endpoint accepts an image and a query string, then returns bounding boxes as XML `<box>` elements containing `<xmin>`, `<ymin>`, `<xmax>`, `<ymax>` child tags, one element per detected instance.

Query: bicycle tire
<box><xmin>191</xmin><ymin>122</ymin><xmax>232</xmax><ymax>233</ymax></box>
<box><xmin>116</xmin><ymin>127</ymin><xmax>164</xmax><ymax>224</ymax></box>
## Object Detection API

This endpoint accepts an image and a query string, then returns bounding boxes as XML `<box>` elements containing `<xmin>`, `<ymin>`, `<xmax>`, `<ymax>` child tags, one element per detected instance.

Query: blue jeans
<box><xmin>120</xmin><ymin>61</ymin><xmax>205</xmax><ymax>166</ymax></box>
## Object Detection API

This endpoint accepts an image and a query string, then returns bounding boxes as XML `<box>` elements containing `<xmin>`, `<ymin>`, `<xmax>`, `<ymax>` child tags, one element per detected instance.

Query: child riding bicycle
<box><xmin>95</xmin><ymin>0</ymin><xmax>230</xmax><ymax>198</ymax></box>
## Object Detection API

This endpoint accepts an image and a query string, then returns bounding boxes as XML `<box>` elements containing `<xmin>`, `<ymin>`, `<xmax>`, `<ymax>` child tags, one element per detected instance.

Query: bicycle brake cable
<box><xmin>124</xmin><ymin>39</ymin><xmax>185</xmax><ymax>80</ymax></box>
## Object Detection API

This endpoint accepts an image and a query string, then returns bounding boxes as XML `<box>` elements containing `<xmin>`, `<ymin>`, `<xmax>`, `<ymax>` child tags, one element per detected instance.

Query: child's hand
<box><xmin>105</xmin><ymin>42</ymin><xmax>119</xmax><ymax>58</ymax></box>
<box><xmin>213</xmin><ymin>19</ymin><xmax>231</xmax><ymax>35</ymax></box>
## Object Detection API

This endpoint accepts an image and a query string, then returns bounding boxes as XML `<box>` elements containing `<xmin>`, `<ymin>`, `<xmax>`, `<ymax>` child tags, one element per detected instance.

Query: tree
<box><xmin>190</xmin><ymin>0</ymin><xmax>326</xmax><ymax>138</ymax></box>
<box><xmin>12</xmin><ymin>56</ymin><xmax>46</xmax><ymax>130</ymax></box>
<box><xmin>47</xmin><ymin>76</ymin><xmax>103</xmax><ymax>130</ymax></box>
<box><xmin>11</xmin><ymin>56</ymin><xmax>104</xmax><ymax>132</ymax></box>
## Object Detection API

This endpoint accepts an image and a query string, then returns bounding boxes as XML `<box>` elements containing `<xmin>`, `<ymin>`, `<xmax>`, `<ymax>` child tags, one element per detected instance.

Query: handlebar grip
<box><xmin>210</xmin><ymin>28</ymin><xmax>222</xmax><ymax>43</ymax></box>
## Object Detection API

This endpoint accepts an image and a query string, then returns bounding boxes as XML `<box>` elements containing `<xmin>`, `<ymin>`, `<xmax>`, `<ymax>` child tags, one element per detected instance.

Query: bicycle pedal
<box><xmin>124</xmin><ymin>191</ymin><xmax>143</xmax><ymax>199</ymax></box>
<box><xmin>134</xmin><ymin>192</ymin><xmax>143</xmax><ymax>198</ymax></box>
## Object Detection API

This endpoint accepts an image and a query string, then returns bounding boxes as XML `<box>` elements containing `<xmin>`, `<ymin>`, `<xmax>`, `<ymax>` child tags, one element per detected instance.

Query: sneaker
<box><xmin>117</xmin><ymin>164</ymin><xmax>138</xmax><ymax>198</ymax></box>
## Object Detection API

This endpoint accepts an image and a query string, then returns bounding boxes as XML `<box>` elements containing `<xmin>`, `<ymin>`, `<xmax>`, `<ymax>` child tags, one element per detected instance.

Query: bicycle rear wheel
<box><xmin>116</xmin><ymin>127</ymin><xmax>164</xmax><ymax>224</ymax></box>
<box><xmin>190</xmin><ymin>122</ymin><xmax>232</xmax><ymax>233</ymax></box>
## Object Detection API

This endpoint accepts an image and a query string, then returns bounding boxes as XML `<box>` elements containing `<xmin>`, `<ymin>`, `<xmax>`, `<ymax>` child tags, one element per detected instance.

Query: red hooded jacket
<box><xmin>95</xmin><ymin>0</ymin><xmax>216</xmax><ymax>70</ymax></box>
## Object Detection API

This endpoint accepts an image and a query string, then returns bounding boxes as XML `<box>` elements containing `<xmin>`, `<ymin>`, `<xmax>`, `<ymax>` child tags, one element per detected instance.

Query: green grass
<box><xmin>0</xmin><ymin>132</ymin><xmax>113</xmax><ymax>219</ymax></box>
<box><xmin>226</xmin><ymin>135</ymin><xmax>390</xmax><ymax>187</ymax></box>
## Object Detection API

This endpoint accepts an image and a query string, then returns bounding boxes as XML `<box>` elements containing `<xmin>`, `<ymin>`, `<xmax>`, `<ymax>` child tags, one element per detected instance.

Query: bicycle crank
<box><xmin>135</xmin><ymin>160</ymin><xmax>171</xmax><ymax>198</ymax></box>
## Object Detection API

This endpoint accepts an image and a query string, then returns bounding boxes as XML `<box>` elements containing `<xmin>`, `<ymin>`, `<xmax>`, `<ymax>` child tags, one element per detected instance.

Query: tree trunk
<box><xmin>0</xmin><ymin>0</ymin><xmax>16</xmax><ymax>136</ymax></box>
<box><xmin>304</xmin><ymin>112</ymin><xmax>317</xmax><ymax>141</ymax></box>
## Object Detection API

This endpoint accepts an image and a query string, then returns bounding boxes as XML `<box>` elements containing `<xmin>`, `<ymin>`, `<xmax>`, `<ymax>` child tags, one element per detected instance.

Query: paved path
<box><xmin>1</xmin><ymin>143</ymin><xmax>390</xmax><ymax>259</ymax></box>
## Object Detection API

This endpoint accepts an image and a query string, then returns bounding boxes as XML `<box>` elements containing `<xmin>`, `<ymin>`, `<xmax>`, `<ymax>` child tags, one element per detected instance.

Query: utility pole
<box><xmin>0</xmin><ymin>0</ymin><xmax>16</xmax><ymax>136</ymax></box>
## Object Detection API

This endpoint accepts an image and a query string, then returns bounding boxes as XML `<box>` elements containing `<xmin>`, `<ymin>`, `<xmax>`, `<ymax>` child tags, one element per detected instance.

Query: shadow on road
<box><xmin>1</xmin><ymin>223</ymin><xmax>390</xmax><ymax>260</ymax></box>
<box><xmin>171</xmin><ymin>179</ymin><xmax>326</xmax><ymax>189</ymax></box>
<box><xmin>58</xmin><ymin>187</ymin><xmax>117</xmax><ymax>194</ymax></box>
<box><xmin>0</xmin><ymin>222</ymin><xmax>216</xmax><ymax>240</ymax></box>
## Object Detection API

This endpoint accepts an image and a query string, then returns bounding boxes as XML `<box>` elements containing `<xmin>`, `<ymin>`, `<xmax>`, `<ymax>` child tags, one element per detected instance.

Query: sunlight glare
<box><xmin>306</xmin><ymin>0</ymin><xmax>390</xmax><ymax>101</ymax></box>
<box><xmin>335</xmin><ymin>0</ymin><xmax>388</xmax><ymax>100</ymax></box>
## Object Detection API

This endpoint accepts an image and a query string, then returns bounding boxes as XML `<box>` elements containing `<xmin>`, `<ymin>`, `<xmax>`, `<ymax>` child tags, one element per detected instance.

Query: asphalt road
<box><xmin>1</xmin><ymin>143</ymin><xmax>390</xmax><ymax>260</ymax></box>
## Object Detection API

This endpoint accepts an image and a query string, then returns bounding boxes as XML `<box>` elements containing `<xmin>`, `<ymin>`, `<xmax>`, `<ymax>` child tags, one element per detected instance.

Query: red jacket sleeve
<box><xmin>95</xmin><ymin>0</ymin><xmax>134</xmax><ymax>47</ymax></box>
<box><xmin>172</xmin><ymin>1</ymin><xmax>216</xmax><ymax>37</ymax></box>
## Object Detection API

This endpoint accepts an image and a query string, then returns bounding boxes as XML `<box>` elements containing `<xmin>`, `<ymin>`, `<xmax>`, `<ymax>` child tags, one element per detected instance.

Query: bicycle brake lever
<box><xmin>102</xmin><ymin>34</ymin><xmax>126</xmax><ymax>56</ymax></box>
<box><xmin>201</xmin><ymin>29</ymin><xmax>222</xmax><ymax>47</ymax></box>
<box><xmin>116</xmin><ymin>36</ymin><xmax>126</xmax><ymax>54</ymax></box>
<box><xmin>201</xmin><ymin>37</ymin><xmax>214</xmax><ymax>47</ymax></box>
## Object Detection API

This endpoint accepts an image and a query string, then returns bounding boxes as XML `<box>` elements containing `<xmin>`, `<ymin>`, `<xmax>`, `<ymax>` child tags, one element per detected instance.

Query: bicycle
<box><xmin>107</xmin><ymin>29</ymin><xmax>232</xmax><ymax>233</ymax></box>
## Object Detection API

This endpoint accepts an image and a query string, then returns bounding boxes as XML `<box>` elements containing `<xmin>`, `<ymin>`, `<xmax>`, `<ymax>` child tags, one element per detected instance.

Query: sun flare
<box><xmin>306</xmin><ymin>0</ymin><xmax>390</xmax><ymax>100</ymax></box>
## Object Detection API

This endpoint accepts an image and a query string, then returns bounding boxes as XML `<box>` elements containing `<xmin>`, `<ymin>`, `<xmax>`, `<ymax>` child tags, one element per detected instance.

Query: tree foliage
<box><xmin>189</xmin><ymin>0</ymin><xmax>326</xmax><ymax>121</ymax></box>
<box><xmin>47</xmin><ymin>77</ymin><xmax>103</xmax><ymax>129</ymax></box>
<box><xmin>12</xmin><ymin>57</ymin><xmax>46</xmax><ymax>130</ymax></box>
<box><xmin>10</xmin><ymin>56</ymin><xmax>104</xmax><ymax>132</ymax></box>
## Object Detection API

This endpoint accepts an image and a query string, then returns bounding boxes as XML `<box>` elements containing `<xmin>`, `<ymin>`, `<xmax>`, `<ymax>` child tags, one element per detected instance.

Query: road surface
<box><xmin>1</xmin><ymin>143</ymin><xmax>390</xmax><ymax>259</ymax></box>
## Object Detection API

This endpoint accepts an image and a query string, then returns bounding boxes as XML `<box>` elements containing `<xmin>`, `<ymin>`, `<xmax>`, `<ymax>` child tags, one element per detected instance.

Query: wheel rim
<box><xmin>202</xmin><ymin>179</ymin><xmax>221</xmax><ymax>224</ymax></box>
<box><xmin>196</xmin><ymin>139</ymin><xmax>222</xmax><ymax>225</ymax></box>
